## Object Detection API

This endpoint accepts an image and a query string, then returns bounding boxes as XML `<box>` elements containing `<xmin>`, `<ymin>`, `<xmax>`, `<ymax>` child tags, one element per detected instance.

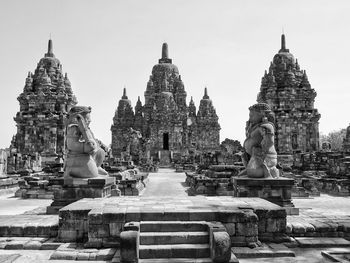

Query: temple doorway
<box><xmin>163</xmin><ymin>133</ymin><xmax>169</xmax><ymax>150</ymax></box>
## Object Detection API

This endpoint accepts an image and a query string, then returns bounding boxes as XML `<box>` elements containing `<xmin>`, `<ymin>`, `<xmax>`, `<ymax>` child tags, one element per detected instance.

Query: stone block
<box><xmin>5</xmin><ymin>240</ymin><xmax>26</xmax><ymax>249</ymax></box>
<box><xmin>58</xmin><ymin>230</ymin><xmax>77</xmax><ymax>242</ymax></box>
<box><xmin>258</xmin><ymin>219</ymin><xmax>266</xmax><ymax>233</ymax></box>
<box><xmin>89</xmin><ymin>212</ymin><xmax>103</xmax><ymax>225</ymax></box>
<box><xmin>23</xmin><ymin>240</ymin><xmax>42</xmax><ymax>250</ymax></box>
<box><xmin>292</xmin><ymin>222</ymin><xmax>306</xmax><ymax>234</ymax></box>
<box><xmin>50</xmin><ymin>251</ymin><xmax>77</xmax><ymax>260</ymax></box>
<box><xmin>266</xmin><ymin>218</ymin><xmax>277</xmax><ymax>233</ymax></box>
<box><xmin>102</xmin><ymin>237</ymin><xmax>120</xmax><ymax>248</ymax></box>
<box><xmin>76</xmin><ymin>252</ymin><xmax>90</xmax><ymax>261</ymax></box>
<box><xmin>96</xmin><ymin>248</ymin><xmax>116</xmax><ymax>260</ymax></box>
<box><xmin>110</xmin><ymin>222</ymin><xmax>123</xmax><ymax>236</ymax></box>
<box><xmin>85</xmin><ymin>238</ymin><xmax>103</xmax><ymax>248</ymax></box>
<box><xmin>236</xmin><ymin>222</ymin><xmax>258</xmax><ymax>237</ymax></box>
<box><xmin>41</xmin><ymin>241</ymin><xmax>62</xmax><ymax>250</ymax></box>
<box><xmin>211</xmin><ymin>231</ymin><xmax>231</xmax><ymax>263</ymax></box>
<box><xmin>230</xmin><ymin>236</ymin><xmax>246</xmax><ymax>244</ymax></box>
<box><xmin>120</xmin><ymin>231</ymin><xmax>138</xmax><ymax>262</ymax></box>
<box><xmin>9</xmin><ymin>226</ymin><xmax>24</xmax><ymax>237</ymax></box>
<box><xmin>224</xmin><ymin>223</ymin><xmax>236</xmax><ymax>236</ymax></box>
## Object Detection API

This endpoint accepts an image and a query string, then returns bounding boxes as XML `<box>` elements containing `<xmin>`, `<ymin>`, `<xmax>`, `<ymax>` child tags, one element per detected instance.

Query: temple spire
<box><xmin>122</xmin><ymin>87</ymin><xmax>128</xmax><ymax>99</ymax></box>
<box><xmin>45</xmin><ymin>39</ymin><xmax>55</xmax><ymax>57</ymax></box>
<box><xmin>162</xmin><ymin>43</ymin><xmax>168</xmax><ymax>59</ymax></box>
<box><xmin>159</xmin><ymin>42</ymin><xmax>172</xmax><ymax>63</ymax></box>
<box><xmin>279</xmin><ymin>34</ymin><xmax>289</xmax><ymax>53</ymax></box>
<box><xmin>203</xmin><ymin>87</ymin><xmax>209</xmax><ymax>99</ymax></box>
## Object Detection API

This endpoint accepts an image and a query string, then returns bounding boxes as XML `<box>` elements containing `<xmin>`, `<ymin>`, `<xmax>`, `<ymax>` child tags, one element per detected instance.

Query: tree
<box><xmin>320</xmin><ymin>129</ymin><xmax>346</xmax><ymax>151</ymax></box>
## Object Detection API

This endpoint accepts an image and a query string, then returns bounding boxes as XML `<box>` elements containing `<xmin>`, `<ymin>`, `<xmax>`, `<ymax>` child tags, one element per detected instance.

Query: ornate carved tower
<box><xmin>11</xmin><ymin>39</ymin><xmax>77</xmax><ymax>168</ymax></box>
<box><xmin>257</xmin><ymin>34</ymin><xmax>321</xmax><ymax>154</ymax></box>
<box><xmin>110</xmin><ymin>43</ymin><xmax>221</xmax><ymax>164</ymax></box>
<box><xmin>111</xmin><ymin>88</ymin><xmax>135</xmax><ymax>157</ymax></box>
<box><xmin>196</xmin><ymin>88</ymin><xmax>221</xmax><ymax>151</ymax></box>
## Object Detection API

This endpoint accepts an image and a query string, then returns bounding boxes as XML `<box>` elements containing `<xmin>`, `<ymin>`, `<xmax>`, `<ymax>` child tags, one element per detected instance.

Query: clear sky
<box><xmin>0</xmin><ymin>0</ymin><xmax>349</xmax><ymax>149</ymax></box>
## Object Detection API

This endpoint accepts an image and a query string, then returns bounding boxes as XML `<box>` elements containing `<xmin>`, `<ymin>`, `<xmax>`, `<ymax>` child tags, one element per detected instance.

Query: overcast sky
<box><xmin>0</xmin><ymin>0</ymin><xmax>349</xmax><ymax>149</ymax></box>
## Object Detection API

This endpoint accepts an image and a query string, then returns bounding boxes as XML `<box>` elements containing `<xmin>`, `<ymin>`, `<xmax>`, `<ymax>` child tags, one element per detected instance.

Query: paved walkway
<box><xmin>141</xmin><ymin>168</ymin><xmax>189</xmax><ymax>197</ymax></box>
<box><xmin>0</xmin><ymin>193</ymin><xmax>52</xmax><ymax>215</ymax></box>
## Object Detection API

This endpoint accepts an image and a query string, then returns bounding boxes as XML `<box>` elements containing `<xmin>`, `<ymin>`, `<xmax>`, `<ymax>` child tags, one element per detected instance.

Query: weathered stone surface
<box><xmin>58</xmin><ymin>196</ymin><xmax>284</xmax><ymax>246</ymax></box>
<box><xmin>211</xmin><ymin>231</ymin><xmax>231</xmax><ymax>262</ymax></box>
<box><xmin>111</xmin><ymin>43</ymin><xmax>220</xmax><ymax>164</ymax></box>
<box><xmin>9</xmin><ymin>39</ymin><xmax>77</xmax><ymax>172</ymax></box>
<box><xmin>234</xmin><ymin>177</ymin><xmax>295</xmax><ymax>210</ymax></box>
<box><xmin>257</xmin><ymin>34</ymin><xmax>320</xmax><ymax>154</ymax></box>
<box><xmin>120</xmin><ymin>230</ymin><xmax>138</xmax><ymax>262</ymax></box>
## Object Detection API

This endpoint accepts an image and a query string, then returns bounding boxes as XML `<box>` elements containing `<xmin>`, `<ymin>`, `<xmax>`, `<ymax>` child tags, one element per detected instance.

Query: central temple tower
<box><xmin>111</xmin><ymin>43</ymin><xmax>220</xmax><ymax>164</ymax></box>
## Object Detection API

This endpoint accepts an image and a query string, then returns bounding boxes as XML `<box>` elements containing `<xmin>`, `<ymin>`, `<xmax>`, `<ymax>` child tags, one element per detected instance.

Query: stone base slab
<box><xmin>57</xmin><ymin>196</ymin><xmax>286</xmax><ymax>247</ymax></box>
<box><xmin>234</xmin><ymin>177</ymin><xmax>295</xmax><ymax>210</ymax></box>
<box><xmin>46</xmin><ymin>177</ymin><xmax>116</xmax><ymax>215</ymax></box>
<box><xmin>0</xmin><ymin>215</ymin><xmax>58</xmax><ymax>238</ymax></box>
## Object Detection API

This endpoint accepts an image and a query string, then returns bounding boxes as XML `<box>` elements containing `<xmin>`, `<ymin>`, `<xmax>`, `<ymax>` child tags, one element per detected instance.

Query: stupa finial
<box><xmin>122</xmin><ymin>86</ymin><xmax>127</xmax><ymax>99</ymax></box>
<box><xmin>159</xmin><ymin>43</ymin><xmax>172</xmax><ymax>63</ymax></box>
<box><xmin>45</xmin><ymin>39</ymin><xmax>55</xmax><ymax>57</ymax></box>
<box><xmin>279</xmin><ymin>33</ymin><xmax>289</xmax><ymax>53</ymax></box>
<box><xmin>162</xmin><ymin>43</ymin><xmax>168</xmax><ymax>59</ymax></box>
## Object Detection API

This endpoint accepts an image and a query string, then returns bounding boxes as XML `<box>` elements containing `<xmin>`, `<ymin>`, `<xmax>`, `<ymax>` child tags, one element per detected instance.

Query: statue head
<box><xmin>248</xmin><ymin>103</ymin><xmax>275</xmax><ymax>125</ymax></box>
<box><xmin>67</xmin><ymin>106</ymin><xmax>92</xmax><ymax>126</ymax></box>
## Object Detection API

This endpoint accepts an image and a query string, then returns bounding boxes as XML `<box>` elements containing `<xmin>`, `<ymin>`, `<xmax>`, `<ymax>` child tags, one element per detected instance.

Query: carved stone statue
<box><xmin>240</xmin><ymin>103</ymin><xmax>279</xmax><ymax>178</ymax></box>
<box><xmin>64</xmin><ymin>106</ymin><xmax>108</xmax><ymax>178</ymax></box>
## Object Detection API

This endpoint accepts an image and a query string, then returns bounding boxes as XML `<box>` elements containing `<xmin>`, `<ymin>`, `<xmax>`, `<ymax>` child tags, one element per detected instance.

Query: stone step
<box><xmin>138</xmin><ymin>252</ymin><xmax>239</xmax><ymax>263</ymax></box>
<box><xmin>0</xmin><ymin>215</ymin><xmax>58</xmax><ymax>237</ymax></box>
<box><xmin>139</xmin><ymin>244</ymin><xmax>210</xmax><ymax>259</ymax></box>
<box><xmin>140</xmin><ymin>221</ymin><xmax>207</xmax><ymax>232</ymax></box>
<box><xmin>295</xmin><ymin>237</ymin><xmax>350</xmax><ymax>248</ymax></box>
<box><xmin>140</xmin><ymin>231</ymin><xmax>209</xmax><ymax>245</ymax></box>
<box><xmin>139</xmin><ymin>258</ymin><xmax>213</xmax><ymax>263</ymax></box>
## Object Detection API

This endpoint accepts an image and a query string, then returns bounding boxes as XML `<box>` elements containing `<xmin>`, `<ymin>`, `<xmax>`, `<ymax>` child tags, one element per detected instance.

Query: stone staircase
<box><xmin>139</xmin><ymin>221</ymin><xmax>211</xmax><ymax>262</ymax></box>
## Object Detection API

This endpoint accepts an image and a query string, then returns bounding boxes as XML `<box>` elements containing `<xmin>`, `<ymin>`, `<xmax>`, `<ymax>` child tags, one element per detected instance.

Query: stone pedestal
<box><xmin>47</xmin><ymin>176</ymin><xmax>115</xmax><ymax>214</ymax></box>
<box><xmin>234</xmin><ymin>177</ymin><xmax>298</xmax><ymax>215</ymax></box>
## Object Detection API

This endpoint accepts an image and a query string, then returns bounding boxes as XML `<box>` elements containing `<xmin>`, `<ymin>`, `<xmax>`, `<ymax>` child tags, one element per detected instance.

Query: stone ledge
<box><xmin>50</xmin><ymin>244</ymin><xmax>116</xmax><ymax>261</ymax></box>
<box><xmin>232</xmin><ymin>243</ymin><xmax>295</xmax><ymax>258</ymax></box>
<box><xmin>234</xmin><ymin>177</ymin><xmax>294</xmax><ymax>187</ymax></box>
<box><xmin>295</xmin><ymin>237</ymin><xmax>350</xmax><ymax>248</ymax></box>
<box><xmin>0</xmin><ymin>237</ymin><xmax>62</xmax><ymax>250</ymax></box>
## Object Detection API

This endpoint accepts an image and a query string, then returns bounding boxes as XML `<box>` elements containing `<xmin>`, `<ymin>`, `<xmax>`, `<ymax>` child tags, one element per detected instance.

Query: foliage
<box><xmin>320</xmin><ymin>129</ymin><xmax>346</xmax><ymax>151</ymax></box>
<box><xmin>220</xmin><ymin>138</ymin><xmax>242</xmax><ymax>154</ymax></box>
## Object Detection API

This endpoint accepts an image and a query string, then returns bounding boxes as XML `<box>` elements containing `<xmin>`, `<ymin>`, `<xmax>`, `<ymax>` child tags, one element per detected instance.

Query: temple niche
<box><xmin>257</xmin><ymin>34</ymin><xmax>321</xmax><ymax>155</ymax></box>
<box><xmin>111</xmin><ymin>43</ymin><xmax>221</xmax><ymax>165</ymax></box>
<box><xmin>9</xmin><ymin>40</ymin><xmax>77</xmax><ymax>171</ymax></box>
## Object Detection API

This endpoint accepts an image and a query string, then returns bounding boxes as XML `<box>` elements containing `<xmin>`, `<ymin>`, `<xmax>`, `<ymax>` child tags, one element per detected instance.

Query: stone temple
<box><xmin>257</xmin><ymin>34</ymin><xmax>321</xmax><ymax>155</ymax></box>
<box><xmin>111</xmin><ymin>43</ymin><xmax>220</xmax><ymax>164</ymax></box>
<box><xmin>9</xmin><ymin>40</ymin><xmax>77</xmax><ymax>170</ymax></box>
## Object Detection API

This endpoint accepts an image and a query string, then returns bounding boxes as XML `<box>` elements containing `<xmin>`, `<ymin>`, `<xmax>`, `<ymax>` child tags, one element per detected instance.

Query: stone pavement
<box><xmin>0</xmin><ymin>193</ymin><xmax>52</xmax><ymax>215</ymax></box>
<box><xmin>287</xmin><ymin>195</ymin><xmax>350</xmax><ymax>238</ymax></box>
<box><xmin>1</xmin><ymin>169</ymin><xmax>350</xmax><ymax>262</ymax></box>
<box><xmin>141</xmin><ymin>168</ymin><xmax>189</xmax><ymax>197</ymax></box>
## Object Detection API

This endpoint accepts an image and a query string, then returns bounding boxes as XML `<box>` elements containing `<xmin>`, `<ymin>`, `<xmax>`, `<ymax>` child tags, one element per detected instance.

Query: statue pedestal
<box><xmin>47</xmin><ymin>177</ymin><xmax>116</xmax><ymax>214</ymax></box>
<box><xmin>234</xmin><ymin>177</ymin><xmax>298</xmax><ymax>215</ymax></box>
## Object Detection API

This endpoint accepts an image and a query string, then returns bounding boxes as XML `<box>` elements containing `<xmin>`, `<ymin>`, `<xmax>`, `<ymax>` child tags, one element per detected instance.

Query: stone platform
<box><xmin>58</xmin><ymin>196</ymin><xmax>287</xmax><ymax>248</ymax></box>
<box><xmin>234</xmin><ymin>177</ymin><xmax>297</xmax><ymax>215</ymax></box>
<box><xmin>46</xmin><ymin>176</ymin><xmax>116</xmax><ymax>214</ymax></box>
<box><xmin>0</xmin><ymin>177</ymin><xmax>18</xmax><ymax>196</ymax></box>
<box><xmin>0</xmin><ymin>215</ymin><xmax>58</xmax><ymax>237</ymax></box>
